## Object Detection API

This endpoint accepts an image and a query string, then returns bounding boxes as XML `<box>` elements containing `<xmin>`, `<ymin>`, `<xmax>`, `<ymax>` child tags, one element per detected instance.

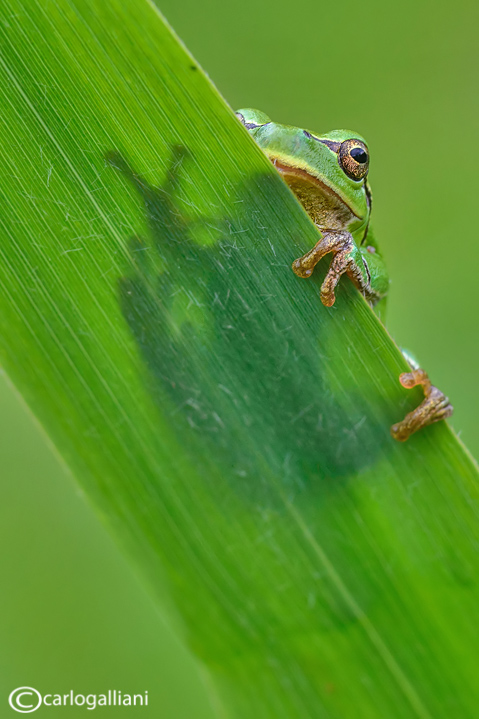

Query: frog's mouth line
<box><xmin>270</xmin><ymin>158</ymin><xmax>360</xmax><ymax>220</ymax></box>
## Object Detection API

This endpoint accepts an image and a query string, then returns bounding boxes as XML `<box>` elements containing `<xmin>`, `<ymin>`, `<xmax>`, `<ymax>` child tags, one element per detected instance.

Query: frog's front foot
<box><xmin>292</xmin><ymin>232</ymin><xmax>367</xmax><ymax>307</ymax></box>
<box><xmin>391</xmin><ymin>368</ymin><xmax>453</xmax><ymax>441</ymax></box>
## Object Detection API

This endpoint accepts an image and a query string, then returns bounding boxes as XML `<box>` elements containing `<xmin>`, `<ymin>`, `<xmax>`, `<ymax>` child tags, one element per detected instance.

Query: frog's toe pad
<box><xmin>292</xmin><ymin>259</ymin><xmax>313</xmax><ymax>278</ymax></box>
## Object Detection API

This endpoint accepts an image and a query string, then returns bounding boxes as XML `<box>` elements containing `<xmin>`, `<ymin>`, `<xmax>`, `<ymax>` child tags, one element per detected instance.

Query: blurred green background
<box><xmin>2</xmin><ymin>0</ymin><xmax>478</xmax><ymax>715</ymax></box>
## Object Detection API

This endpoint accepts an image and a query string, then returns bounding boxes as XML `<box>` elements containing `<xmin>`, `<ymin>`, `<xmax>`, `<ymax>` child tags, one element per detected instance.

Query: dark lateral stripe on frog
<box><xmin>235</xmin><ymin>113</ymin><xmax>271</xmax><ymax>131</ymax></box>
<box><xmin>362</xmin><ymin>256</ymin><xmax>371</xmax><ymax>285</ymax></box>
<box><xmin>364</xmin><ymin>181</ymin><xmax>372</xmax><ymax>212</ymax></box>
<box><xmin>245</xmin><ymin>122</ymin><xmax>271</xmax><ymax>130</ymax></box>
<box><xmin>303</xmin><ymin>130</ymin><xmax>341</xmax><ymax>154</ymax></box>
<box><xmin>360</xmin><ymin>182</ymin><xmax>373</xmax><ymax>245</ymax></box>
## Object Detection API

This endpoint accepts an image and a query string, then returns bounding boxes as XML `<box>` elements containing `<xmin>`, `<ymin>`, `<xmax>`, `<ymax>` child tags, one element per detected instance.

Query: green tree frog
<box><xmin>236</xmin><ymin>109</ymin><xmax>453</xmax><ymax>441</ymax></box>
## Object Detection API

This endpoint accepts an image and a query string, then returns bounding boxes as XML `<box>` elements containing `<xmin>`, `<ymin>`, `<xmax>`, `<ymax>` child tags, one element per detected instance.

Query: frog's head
<box><xmin>236</xmin><ymin>109</ymin><xmax>370</xmax><ymax>233</ymax></box>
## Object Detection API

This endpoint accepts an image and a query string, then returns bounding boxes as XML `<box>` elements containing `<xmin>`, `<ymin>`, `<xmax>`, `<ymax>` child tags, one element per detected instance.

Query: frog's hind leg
<box><xmin>391</xmin><ymin>367</ymin><xmax>453</xmax><ymax>442</ymax></box>
<box><xmin>292</xmin><ymin>232</ymin><xmax>369</xmax><ymax>307</ymax></box>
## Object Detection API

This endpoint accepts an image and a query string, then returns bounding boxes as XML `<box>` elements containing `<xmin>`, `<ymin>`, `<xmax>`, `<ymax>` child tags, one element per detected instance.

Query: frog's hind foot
<box><xmin>391</xmin><ymin>368</ymin><xmax>453</xmax><ymax>442</ymax></box>
<box><xmin>292</xmin><ymin>232</ymin><xmax>366</xmax><ymax>307</ymax></box>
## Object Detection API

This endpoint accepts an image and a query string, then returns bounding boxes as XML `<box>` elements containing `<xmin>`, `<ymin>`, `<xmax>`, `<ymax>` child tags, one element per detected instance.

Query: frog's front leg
<box><xmin>391</xmin><ymin>368</ymin><xmax>453</xmax><ymax>441</ymax></box>
<box><xmin>292</xmin><ymin>231</ymin><xmax>370</xmax><ymax>307</ymax></box>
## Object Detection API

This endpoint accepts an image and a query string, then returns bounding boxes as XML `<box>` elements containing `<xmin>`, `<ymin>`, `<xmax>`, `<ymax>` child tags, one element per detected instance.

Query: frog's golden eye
<box><xmin>339</xmin><ymin>139</ymin><xmax>369</xmax><ymax>181</ymax></box>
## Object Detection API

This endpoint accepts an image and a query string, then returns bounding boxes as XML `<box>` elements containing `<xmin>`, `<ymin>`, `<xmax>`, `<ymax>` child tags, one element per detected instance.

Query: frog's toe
<box><xmin>291</xmin><ymin>233</ymin><xmax>339</xmax><ymax>281</ymax></box>
<box><xmin>292</xmin><ymin>258</ymin><xmax>314</xmax><ymax>278</ymax></box>
<box><xmin>391</xmin><ymin>369</ymin><xmax>453</xmax><ymax>442</ymax></box>
<box><xmin>320</xmin><ymin>287</ymin><xmax>336</xmax><ymax>307</ymax></box>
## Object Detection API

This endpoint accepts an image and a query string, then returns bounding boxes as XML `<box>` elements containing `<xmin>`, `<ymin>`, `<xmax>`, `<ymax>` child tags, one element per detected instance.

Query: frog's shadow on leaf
<box><xmin>107</xmin><ymin>147</ymin><xmax>392</xmax><ymax>505</ymax></box>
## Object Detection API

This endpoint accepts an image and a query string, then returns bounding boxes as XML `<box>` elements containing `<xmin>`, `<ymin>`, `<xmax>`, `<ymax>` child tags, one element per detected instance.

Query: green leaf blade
<box><xmin>1</xmin><ymin>1</ymin><xmax>478</xmax><ymax>717</ymax></box>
